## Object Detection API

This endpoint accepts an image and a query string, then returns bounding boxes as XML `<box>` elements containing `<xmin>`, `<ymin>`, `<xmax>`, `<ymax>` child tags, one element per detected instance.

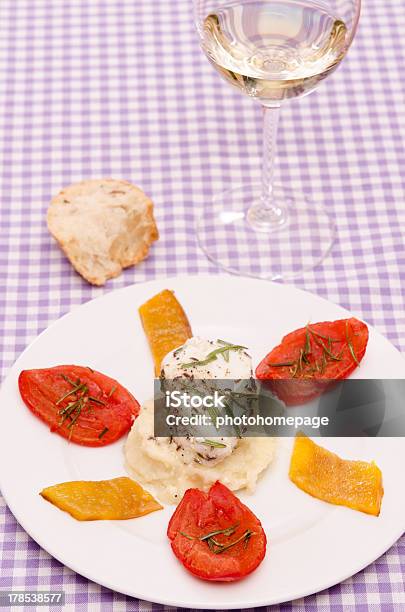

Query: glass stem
<box><xmin>262</xmin><ymin>105</ymin><xmax>280</xmax><ymax>211</ymax></box>
<box><xmin>247</xmin><ymin>104</ymin><xmax>287</xmax><ymax>231</ymax></box>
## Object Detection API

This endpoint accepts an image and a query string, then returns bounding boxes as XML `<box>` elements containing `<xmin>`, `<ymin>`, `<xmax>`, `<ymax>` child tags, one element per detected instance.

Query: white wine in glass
<box><xmin>194</xmin><ymin>0</ymin><xmax>361</xmax><ymax>279</ymax></box>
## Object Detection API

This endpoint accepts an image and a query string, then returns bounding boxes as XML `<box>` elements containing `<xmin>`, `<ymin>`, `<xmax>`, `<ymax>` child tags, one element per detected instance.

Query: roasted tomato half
<box><xmin>256</xmin><ymin>318</ymin><xmax>368</xmax><ymax>405</ymax></box>
<box><xmin>168</xmin><ymin>481</ymin><xmax>267</xmax><ymax>582</ymax></box>
<box><xmin>19</xmin><ymin>365</ymin><xmax>140</xmax><ymax>446</ymax></box>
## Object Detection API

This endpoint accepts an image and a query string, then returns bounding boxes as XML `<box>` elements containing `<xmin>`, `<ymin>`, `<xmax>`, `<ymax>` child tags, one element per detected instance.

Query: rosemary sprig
<box><xmin>67</xmin><ymin>397</ymin><xmax>88</xmax><ymax>429</ymax></box>
<box><xmin>217</xmin><ymin>340</ymin><xmax>237</xmax><ymax>363</ymax></box>
<box><xmin>108</xmin><ymin>386</ymin><xmax>116</xmax><ymax>398</ymax></box>
<box><xmin>213</xmin><ymin>530</ymin><xmax>254</xmax><ymax>554</ymax></box>
<box><xmin>181</xmin><ymin>342</ymin><xmax>247</xmax><ymax>369</ymax></box>
<box><xmin>266</xmin><ymin>323</ymin><xmax>358</xmax><ymax>379</ymax></box>
<box><xmin>61</xmin><ymin>374</ymin><xmax>80</xmax><ymax>387</ymax></box>
<box><xmin>55</xmin><ymin>381</ymin><xmax>87</xmax><ymax>405</ymax></box>
<box><xmin>224</xmin><ymin>390</ymin><xmax>258</xmax><ymax>398</ymax></box>
<box><xmin>179</xmin><ymin>531</ymin><xmax>194</xmax><ymax>540</ymax></box>
<box><xmin>308</xmin><ymin>328</ymin><xmax>340</xmax><ymax>343</ymax></box>
<box><xmin>309</xmin><ymin>333</ymin><xmax>342</xmax><ymax>362</ymax></box>
<box><xmin>200</xmin><ymin>439</ymin><xmax>227</xmax><ymax>448</ymax></box>
<box><xmin>179</xmin><ymin>524</ymin><xmax>254</xmax><ymax>555</ymax></box>
<box><xmin>58</xmin><ymin>397</ymin><xmax>86</xmax><ymax>428</ymax></box>
<box><xmin>58</xmin><ymin>400</ymin><xmax>81</xmax><ymax>426</ymax></box>
<box><xmin>266</xmin><ymin>361</ymin><xmax>295</xmax><ymax>367</ymax></box>
<box><xmin>199</xmin><ymin>524</ymin><xmax>238</xmax><ymax>540</ymax></box>
<box><xmin>88</xmin><ymin>396</ymin><xmax>106</xmax><ymax>405</ymax></box>
<box><xmin>345</xmin><ymin>321</ymin><xmax>360</xmax><ymax>366</ymax></box>
<box><xmin>243</xmin><ymin>530</ymin><xmax>253</xmax><ymax>550</ymax></box>
<box><xmin>55</xmin><ymin>374</ymin><xmax>108</xmax><ymax>435</ymax></box>
<box><xmin>182</xmin><ymin>355</ymin><xmax>216</xmax><ymax>368</ymax></box>
<box><xmin>304</xmin><ymin>326</ymin><xmax>311</xmax><ymax>355</ymax></box>
<box><xmin>320</xmin><ymin>351</ymin><xmax>327</xmax><ymax>374</ymax></box>
<box><xmin>207</xmin><ymin>538</ymin><xmax>216</xmax><ymax>552</ymax></box>
<box><xmin>207</xmin><ymin>404</ymin><xmax>220</xmax><ymax>428</ymax></box>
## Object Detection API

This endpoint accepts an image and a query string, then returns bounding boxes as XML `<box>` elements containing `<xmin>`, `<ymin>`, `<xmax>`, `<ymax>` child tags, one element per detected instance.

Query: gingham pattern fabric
<box><xmin>0</xmin><ymin>0</ymin><xmax>404</xmax><ymax>609</ymax></box>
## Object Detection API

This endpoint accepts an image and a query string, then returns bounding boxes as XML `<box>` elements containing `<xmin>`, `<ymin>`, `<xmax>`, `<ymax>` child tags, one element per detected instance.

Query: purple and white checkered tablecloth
<box><xmin>0</xmin><ymin>0</ymin><xmax>404</xmax><ymax>609</ymax></box>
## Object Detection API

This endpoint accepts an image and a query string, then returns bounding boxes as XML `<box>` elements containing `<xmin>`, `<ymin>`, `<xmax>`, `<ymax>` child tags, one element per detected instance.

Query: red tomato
<box><xmin>18</xmin><ymin>365</ymin><xmax>140</xmax><ymax>446</ymax></box>
<box><xmin>167</xmin><ymin>481</ymin><xmax>267</xmax><ymax>582</ymax></box>
<box><xmin>255</xmin><ymin>318</ymin><xmax>369</xmax><ymax>406</ymax></box>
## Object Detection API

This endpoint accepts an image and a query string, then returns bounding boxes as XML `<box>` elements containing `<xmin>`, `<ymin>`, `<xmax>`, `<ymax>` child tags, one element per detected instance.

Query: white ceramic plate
<box><xmin>1</xmin><ymin>275</ymin><xmax>404</xmax><ymax>609</ymax></box>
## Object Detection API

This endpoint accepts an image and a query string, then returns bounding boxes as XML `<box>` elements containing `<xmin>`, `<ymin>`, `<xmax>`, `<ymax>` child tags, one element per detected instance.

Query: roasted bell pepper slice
<box><xmin>40</xmin><ymin>477</ymin><xmax>162</xmax><ymax>520</ymax></box>
<box><xmin>139</xmin><ymin>289</ymin><xmax>192</xmax><ymax>375</ymax></box>
<box><xmin>289</xmin><ymin>435</ymin><xmax>383</xmax><ymax>516</ymax></box>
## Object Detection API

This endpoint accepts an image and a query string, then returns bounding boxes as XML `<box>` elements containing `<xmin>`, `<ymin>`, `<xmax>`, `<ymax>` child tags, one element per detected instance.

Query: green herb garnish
<box><xmin>182</xmin><ymin>342</ymin><xmax>247</xmax><ymax>369</ymax></box>
<box><xmin>55</xmin><ymin>381</ymin><xmax>87</xmax><ymax>405</ymax></box>
<box><xmin>267</xmin><ymin>361</ymin><xmax>295</xmax><ymax>367</ymax></box>
<box><xmin>179</xmin><ymin>531</ymin><xmax>194</xmax><ymax>540</ymax></box>
<box><xmin>56</xmin><ymin>375</ymin><xmax>108</xmax><ymax>435</ymax></box>
<box><xmin>309</xmin><ymin>332</ymin><xmax>342</xmax><ymax>362</ymax></box>
<box><xmin>345</xmin><ymin>321</ymin><xmax>360</xmax><ymax>366</ymax></box>
<box><xmin>179</xmin><ymin>523</ymin><xmax>254</xmax><ymax>554</ymax></box>
<box><xmin>212</xmin><ymin>530</ymin><xmax>254</xmax><ymax>554</ymax></box>
<box><xmin>88</xmin><ymin>396</ymin><xmax>106</xmax><ymax>405</ymax></box>
<box><xmin>108</xmin><ymin>386</ymin><xmax>116</xmax><ymax>398</ymax></box>
<box><xmin>199</xmin><ymin>524</ymin><xmax>238</xmax><ymax>540</ymax></box>
<box><xmin>200</xmin><ymin>439</ymin><xmax>227</xmax><ymax>449</ymax></box>
<box><xmin>266</xmin><ymin>323</ymin><xmax>359</xmax><ymax>379</ymax></box>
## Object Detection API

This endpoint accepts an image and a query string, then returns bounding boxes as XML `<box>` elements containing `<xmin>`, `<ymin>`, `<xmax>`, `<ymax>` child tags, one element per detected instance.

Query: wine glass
<box><xmin>193</xmin><ymin>0</ymin><xmax>361</xmax><ymax>279</ymax></box>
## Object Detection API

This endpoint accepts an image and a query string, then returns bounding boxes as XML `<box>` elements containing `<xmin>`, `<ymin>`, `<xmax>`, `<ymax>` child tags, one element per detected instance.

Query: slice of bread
<box><xmin>47</xmin><ymin>179</ymin><xmax>159</xmax><ymax>285</ymax></box>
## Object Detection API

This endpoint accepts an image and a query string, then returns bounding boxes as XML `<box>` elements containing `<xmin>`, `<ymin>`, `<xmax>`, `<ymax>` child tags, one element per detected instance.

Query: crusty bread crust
<box><xmin>47</xmin><ymin>179</ymin><xmax>159</xmax><ymax>285</ymax></box>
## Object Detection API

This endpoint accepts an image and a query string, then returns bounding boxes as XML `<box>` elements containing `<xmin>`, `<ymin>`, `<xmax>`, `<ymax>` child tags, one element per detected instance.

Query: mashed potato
<box><xmin>125</xmin><ymin>336</ymin><xmax>276</xmax><ymax>504</ymax></box>
<box><xmin>125</xmin><ymin>400</ymin><xmax>276</xmax><ymax>504</ymax></box>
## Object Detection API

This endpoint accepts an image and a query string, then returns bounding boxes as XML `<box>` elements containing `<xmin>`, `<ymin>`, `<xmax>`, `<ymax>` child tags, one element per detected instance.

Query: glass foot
<box><xmin>196</xmin><ymin>183</ymin><xmax>336</xmax><ymax>280</ymax></box>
